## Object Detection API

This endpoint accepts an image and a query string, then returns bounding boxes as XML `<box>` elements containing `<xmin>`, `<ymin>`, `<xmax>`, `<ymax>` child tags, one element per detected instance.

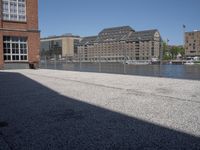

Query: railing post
<box><xmin>99</xmin><ymin>55</ymin><xmax>101</xmax><ymax>73</ymax></box>
<box><xmin>44</xmin><ymin>56</ymin><xmax>47</xmax><ymax>69</ymax></box>
<box><xmin>54</xmin><ymin>54</ymin><xmax>56</xmax><ymax>70</ymax></box>
<box><xmin>66</xmin><ymin>55</ymin><xmax>68</xmax><ymax>65</ymax></box>
<box><xmin>124</xmin><ymin>57</ymin><xmax>126</xmax><ymax>74</ymax></box>
<box><xmin>79</xmin><ymin>51</ymin><xmax>82</xmax><ymax>71</ymax></box>
<box><xmin>123</xmin><ymin>49</ymin><xmax>127</xmax><ymax>74</ymax></box>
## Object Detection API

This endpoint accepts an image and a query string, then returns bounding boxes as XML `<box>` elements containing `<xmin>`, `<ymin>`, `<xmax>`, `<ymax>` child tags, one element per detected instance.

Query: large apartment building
<box><xmin>185</xmin><ymin>30</ymin><xmax>200</xmax><ymax>57</ymax></box>
<box><xmin>78</xmin><ymin>26</ymin><xmax>161</xmax><ymax>62</ymax></box>
<box><xmin>40</xmin><ymin>34</ymin><xmax>81</xmax><ymax>59</ymax></box>
<box><xmin>0</xmin><ymin>0</ymin><xmax>40</xmax><ymax>69</ymax></box>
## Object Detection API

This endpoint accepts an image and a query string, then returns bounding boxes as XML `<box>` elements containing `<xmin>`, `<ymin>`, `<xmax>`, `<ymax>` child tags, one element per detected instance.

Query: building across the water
<box><xmin>40</xmin><ymin>34</ymin><xmax>81</xmax><ymax>59</ymax></box>
<box><xmin>77</xmin><ymin>26</ymin><xmax>161</xmax><ymax>62</ymax></box>
<box><xmin>0</xmin><ymin>0</ymin><xmax>40</xmax><ymax>69</ymax></box>
<box><xmin>185</xmin><ymin>30</ymin><xmax>200</xmax><ymax>57</ymax></box>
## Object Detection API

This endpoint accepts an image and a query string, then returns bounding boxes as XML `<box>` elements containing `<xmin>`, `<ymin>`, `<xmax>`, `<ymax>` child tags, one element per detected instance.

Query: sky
<box><xmin>38</xmin><ymin>0</ymin><xmax>200</xmax><ymax>45</ymax></box>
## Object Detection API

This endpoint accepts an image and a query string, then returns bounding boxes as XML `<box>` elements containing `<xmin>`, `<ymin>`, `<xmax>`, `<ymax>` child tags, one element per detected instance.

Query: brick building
<box><xmin>78</xmin><ymin>26</ymin><xmax>161</xmax><ymax>62</ymax></box>
<box><xmin>0</xmin><ymin>0</ymin><xmax>40</xmax><ymax>69</ymax></box>
<box><xmin>185</xmin><ymin>30</ymin><xmax>200</xmax><ymax>57</ymax></box>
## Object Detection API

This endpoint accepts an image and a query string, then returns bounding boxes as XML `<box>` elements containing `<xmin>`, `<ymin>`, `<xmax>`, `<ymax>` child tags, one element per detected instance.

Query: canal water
<box><xmin>40</xmin><ymin>62</ymin><xmax>200</xmax><ymax>80</ymax></box>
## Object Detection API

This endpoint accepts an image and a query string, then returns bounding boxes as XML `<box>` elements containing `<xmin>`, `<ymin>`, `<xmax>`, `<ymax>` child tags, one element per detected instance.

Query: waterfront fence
<box><xmin>39</xmin><ymin>54</ymin><xmax>160</xmax><ymax>75</ymax></box>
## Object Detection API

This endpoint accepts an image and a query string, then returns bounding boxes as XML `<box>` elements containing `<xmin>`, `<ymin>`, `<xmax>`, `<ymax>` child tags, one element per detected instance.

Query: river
<box><xmin>40</xmin><ymin>62</ymin><xmax>200</xmax><ymax>80</ymax></box>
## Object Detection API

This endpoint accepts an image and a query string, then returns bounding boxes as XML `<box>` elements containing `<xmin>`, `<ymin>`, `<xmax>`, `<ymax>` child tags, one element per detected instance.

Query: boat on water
<box><xmin>125</xmin><ymin>60</ymin><xmax>151</xmax><ymax>65</ymax></box>
<box><xmin>150</xmin><ymin>58</ymin><xmax>160</xmax><ymax>64</ymax></box>
<box><xmin>184</xmin><ymin>56</ymin><xmax>200</xmax><ymax>65</ymax></box>
<box><xmin>184</xmin><ymin>60</ymin><xmax>194</xmax><ymax>65</ymax></box>
<box><xmin>125</xmin><ymin>58</ymin><xmax>161</xmax><ymax>65</ymax></box>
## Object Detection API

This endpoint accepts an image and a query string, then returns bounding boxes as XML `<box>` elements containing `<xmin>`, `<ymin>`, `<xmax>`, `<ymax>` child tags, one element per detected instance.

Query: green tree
<box><xmin>163</xmin><ymin>54</ymin><xmax>172</xmax><ymax>60</ymax></box>
<box><xmin>179</xmin><ymin>47</ymin><xmax>185</xmax><ymax>58</ymax></box>
<box><xmin>171</xmin><ymin>46</ymin><xmax>185</xmax><ymax>59</ymax></box>
<box><xmin>171</xmin><ymin>47</ymin><xmax>179</xmax><ymax>59</ymax></box>
<box><xmin>162</xmin><ymin>41</ymin><xmax>172</xmax><ymax>60</ymax></box>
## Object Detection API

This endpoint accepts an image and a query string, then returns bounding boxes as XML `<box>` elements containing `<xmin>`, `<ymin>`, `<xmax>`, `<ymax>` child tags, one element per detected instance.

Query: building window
<box><xmin>3</xmin><ymin>36</ymin><xmax>28</xmax><ymax>62</ymax></box>
<box><xmin>2</xmin><ymin>0</ymin><xmax>26</xmax><ymax>21</ymax></box>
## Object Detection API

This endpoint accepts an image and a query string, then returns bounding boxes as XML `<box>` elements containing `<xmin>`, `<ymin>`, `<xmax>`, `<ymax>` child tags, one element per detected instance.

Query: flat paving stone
<box><xmin>0</xmin><ymin>69</ymin><xmax>200</xmax><ymax>150</ymax></box>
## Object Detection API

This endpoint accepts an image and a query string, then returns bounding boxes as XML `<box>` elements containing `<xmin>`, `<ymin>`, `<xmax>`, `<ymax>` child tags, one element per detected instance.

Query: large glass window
<box><xmin>3</xmin><ymin>36</ymin><xmax>28</xmax><ymax>62</ymax></box>
<box><xmin>2</xmin><ymin>0</ymin><xmax>26</xmax><ymax>21</ymax></box>
<box><xmin>40</xmin><ymin>40</ymin><xmax>62</xmax><ymax>57</ymax></box>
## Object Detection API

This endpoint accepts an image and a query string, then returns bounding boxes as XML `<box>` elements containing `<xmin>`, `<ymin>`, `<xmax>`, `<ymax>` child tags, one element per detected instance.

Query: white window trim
<box><xmin>2</xmin><ymin>0</ymin><xmax>26</xmax><ymax>22</ymax></box>
<box><xmin>3</xmin><ymin>36</ymin><xmax>29</xmax><ymax>62</ymax></box>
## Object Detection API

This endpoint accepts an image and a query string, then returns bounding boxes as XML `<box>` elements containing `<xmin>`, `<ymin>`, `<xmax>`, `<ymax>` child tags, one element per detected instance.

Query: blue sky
<box><xmin>39</xmin><ymin>0</ymin><xmax>200</xmax><ymax>45</ymax></box>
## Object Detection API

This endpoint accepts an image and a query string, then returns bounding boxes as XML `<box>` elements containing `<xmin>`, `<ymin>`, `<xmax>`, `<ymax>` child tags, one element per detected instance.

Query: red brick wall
<box><xmin>2</xmin><ymin>22</ymin><xmax>27</xmax><ymax>30</ymax></box>
<box><xmin>2</xmin><ymin>0</ymin><xmax>38</xmax><ymax>30</ymax></box>
<box><xmin>1</xmin><ymin>30</ymin><xmax>40</xmax><ymax>64</ymax></box>
<box><xmin>27</xmin><ymin>0</ymin><xmax>39</xmax><ymax>30</ymax></box>
<box><xmin>0</xmin><ymin>32</ymin><xmax>3</xmax><ymax>69</ymax></box>
<box><xmin>0</xmin><ymin>0</ymin><xmax>2</xmax><ymax>28</ymax></box>
<box><xmin>0</xmin><ymin>0</ymin><xmax>3</xmax><ymax>69</ymax></box>
<box><xmin>28</xmin><ymin>32</ymin><xmax>40</xmax><ymax>63</ymax></box>
<box><xmin>0</xmin><ymin>0</ymin><xmax>40</xmax><ymax>69</ymax></box>
<box><xmin>0</xmin><ymin>1</ymin><xmax>2</xmax><ymax>69</ymax></box>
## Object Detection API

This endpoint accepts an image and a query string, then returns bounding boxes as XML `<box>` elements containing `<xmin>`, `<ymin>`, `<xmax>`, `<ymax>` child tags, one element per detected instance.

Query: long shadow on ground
<box><xmin>0</xmin><ymin>72</ymin><xmax>199</xmax><ymax>150</ymax></box>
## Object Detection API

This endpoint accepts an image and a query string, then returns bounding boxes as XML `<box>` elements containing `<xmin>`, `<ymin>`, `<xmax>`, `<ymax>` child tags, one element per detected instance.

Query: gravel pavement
<box><xmin>0</xmin><ymin>69</ymin><xmax>200</xmax><ymax>150</ymax></box>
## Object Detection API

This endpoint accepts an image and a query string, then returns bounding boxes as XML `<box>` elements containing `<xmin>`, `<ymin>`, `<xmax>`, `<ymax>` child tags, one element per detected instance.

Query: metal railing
<box><xmin>39</xmin><ymin>54</ymin><xmax>163</xmax><ymax>76</ymax></box>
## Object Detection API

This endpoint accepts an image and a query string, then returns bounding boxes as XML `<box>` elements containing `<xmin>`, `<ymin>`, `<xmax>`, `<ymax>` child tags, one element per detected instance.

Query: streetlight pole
<box><xmin>98</xmin><ymin>54</ymin><xmax>101</xmax><ymax>73</ymax></box>
<box><xmin>160</xmin><ymin>38</ymin><xmax>164</xmax><ymax>65</ymax></box>
<box><xmin>79</xmin><ymin>49</ymin><xmax>82</xmax><ymax>71</ymax></box>
<box><xmin>183</xmin><ymin>25</ymin><xmax>186</xmax><ymax>61</ymax></box>
<box><xmin>166</xmin><ymin>38</ymin><xmax>169</xmax><ymax>58</ymax></box>
<box><xmin>123</xmin><ymin>48</ymin><xmax>127</xmax><ymax>74</ymax></box>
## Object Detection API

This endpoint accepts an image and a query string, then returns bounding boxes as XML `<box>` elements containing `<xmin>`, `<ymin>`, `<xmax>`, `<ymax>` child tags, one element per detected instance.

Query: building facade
<box><xmin>0</xmin><ymin>0</ymin><xmax>40</xmax><ymax>69</ymax></box>
<box><xmin>78</xmin><ymin>26</ymin><xmax>161</xmax><ymax>62</ymax></box>
<box><xmin>185</xmin><ymin>31</ymin><xmax>200</xmax><ymax>57</ymax></box>
<box><xmin>40</xmin><ymin>34</ymin><xmax>81</xmax><ymax>59</ymax></box>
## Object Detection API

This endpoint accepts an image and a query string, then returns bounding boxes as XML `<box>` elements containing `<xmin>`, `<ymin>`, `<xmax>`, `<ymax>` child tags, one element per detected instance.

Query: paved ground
<box><xmin>0</xmin><ymin>69</ymin><xmax>200</xmax><ymax>150</ymax></box>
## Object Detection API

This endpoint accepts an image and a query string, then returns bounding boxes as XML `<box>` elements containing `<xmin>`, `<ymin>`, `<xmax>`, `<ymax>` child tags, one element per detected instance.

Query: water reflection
<box><xmin>40</xmin><ymin>62</ymin><xmax>200</xmax><ymax>80</ymax></box>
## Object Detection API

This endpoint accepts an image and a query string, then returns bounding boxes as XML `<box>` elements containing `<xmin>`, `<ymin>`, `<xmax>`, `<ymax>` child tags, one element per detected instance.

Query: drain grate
<box><xmin>0</xmin><ymin>122</ymin><xmax>8</xmax><ymax>128</ymax></box>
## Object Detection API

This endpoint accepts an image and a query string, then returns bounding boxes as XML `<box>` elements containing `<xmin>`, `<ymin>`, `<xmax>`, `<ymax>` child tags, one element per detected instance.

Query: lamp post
<box><xmin>160</xmin><ymin>38</ymin><xmax>164</xmax><ymax>65</ymax></box>
<box><xmin>79</xmin><ymin>49</ymin><xmax>82</xmax><ymax>71</ymax></box>
<box><xmin>98</xmin><ymin>54</ymin><xmax>101</xmax><ymax>73</ymax></box>
<box><xmin>123</xmin><ymin>41</ymin><xmax>127</xmax><ymax>74</ymax></box>
<box><xmin>182</xmin><ymin>25</ymin><xmax>186</xmax><ymax>61</ymax></box>
<box><xmin>165</xmin><ymin>38</ymin><xmax>169</xmax><ymax>57</ymax></box>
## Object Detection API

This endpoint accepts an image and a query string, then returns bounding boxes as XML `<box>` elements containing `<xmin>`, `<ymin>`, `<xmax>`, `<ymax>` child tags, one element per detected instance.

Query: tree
<box><xmin>162</xmin><ymin>41</ymin><xmax>172</xmax><ymax>60</ymax></box>
<box><xmin>163</xmin><ymin>54</ymin><xmax>172</xmax><ymax>60</ymax></box>
<box><xmin>171</xmin><ymin>47</ymin><xmax>179</xmax><ymax>59</ymax></box>
<box><xmin>179</xmin><ymin>47</ymin><xmax>185</xmax><ymax>58</ymax></box>
<box><xmin>161</xmin><ymin>40</ymin><xmax>185</xmax><ymax>60</ymax></box>
<box><xmin>171</xmin><ymin>46</ymin><xmax>185</xmax><ymax>59</ymax></box>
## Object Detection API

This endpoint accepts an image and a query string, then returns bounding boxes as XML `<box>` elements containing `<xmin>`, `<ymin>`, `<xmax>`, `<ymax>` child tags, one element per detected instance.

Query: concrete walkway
<box><xmin>0</xmin><ymin>69</ymin><xmax>200</xmax><ymax>150</ymax></box>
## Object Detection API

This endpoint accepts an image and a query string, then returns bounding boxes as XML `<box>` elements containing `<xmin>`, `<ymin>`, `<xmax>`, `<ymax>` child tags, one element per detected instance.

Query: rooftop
<box><xmin>79</xmin><ymin>36</ymin><xmax>98</xmax><ymax>45</ymax></box>
<box><xmin>185</xmin><ymin>30</ymin><xmax>200</xmax><ymax>34</ymax></box>
<box><xmin>97</xmin><ymin>26</ymin><xmax>134</xmax><ymax>42</ymax></box>
<box><xmin>41</xmin><ymin>34</ymin><xmax>80</xmax><ymax>41</ymax></box>
<box><xmin>79</xmin><ymin>26</ymin><xmax>160</xmax><ymax>45</ymax></box>
<box><xmin>127</xmin><ymin>29</ymin><xmax>159</xmax><ymax>42</ymax></box>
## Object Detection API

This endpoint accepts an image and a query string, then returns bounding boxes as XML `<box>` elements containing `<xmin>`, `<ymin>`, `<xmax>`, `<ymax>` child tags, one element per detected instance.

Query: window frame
<box><xmin>3</xmin><ymin>36</ymin><xmax>29</xmax><ymax>62</ymax></box>
<box><xmin>2</xmin><ymin>0</ymin><xmax>26</xmax><ymax>22</ymax></box>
